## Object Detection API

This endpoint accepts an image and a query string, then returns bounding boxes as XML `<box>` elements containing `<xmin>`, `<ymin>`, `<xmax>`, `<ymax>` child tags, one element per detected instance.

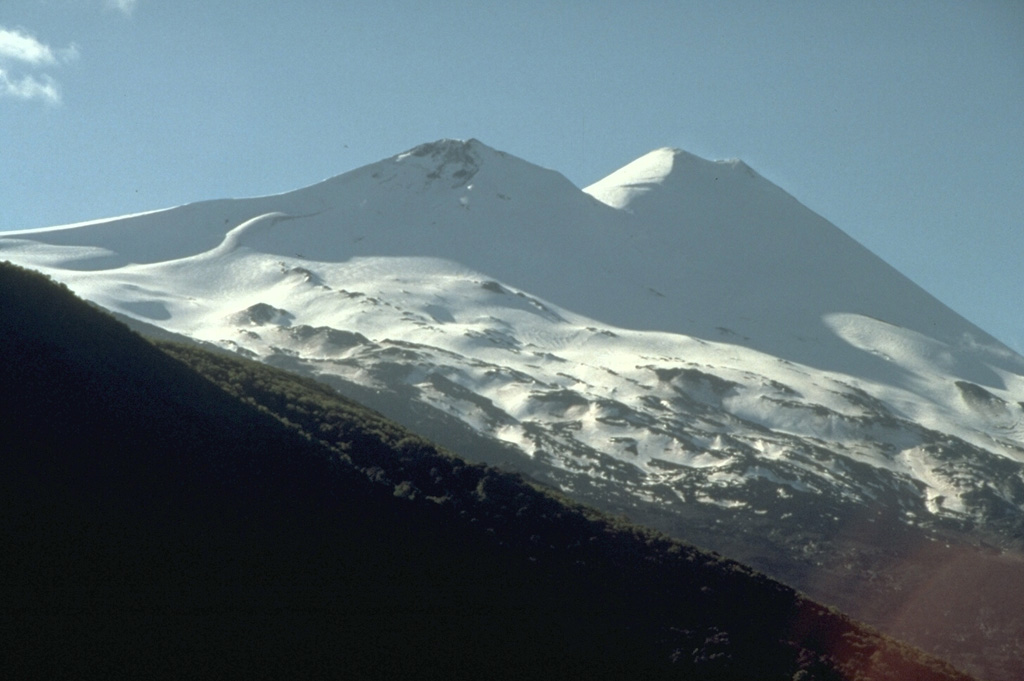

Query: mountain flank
<box><xmin>0</xmin><ymin>261</ymin><xmax>977</xmax><ymax>680</ymax></box>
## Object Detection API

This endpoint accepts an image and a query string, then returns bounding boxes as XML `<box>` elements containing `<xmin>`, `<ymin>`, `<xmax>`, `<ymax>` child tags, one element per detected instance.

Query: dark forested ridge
<box><xmin>0</xmin><ymin>262</ymin><xmax>975</xmax><ymax>680</ymax></box>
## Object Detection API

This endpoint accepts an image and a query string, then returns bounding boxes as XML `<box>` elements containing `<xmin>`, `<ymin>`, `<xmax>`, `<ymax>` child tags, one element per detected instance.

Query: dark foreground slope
<box><xmin>0</xmin><ymin>262</ymin><xmax>973</xmax><ymax>681</ymax></box>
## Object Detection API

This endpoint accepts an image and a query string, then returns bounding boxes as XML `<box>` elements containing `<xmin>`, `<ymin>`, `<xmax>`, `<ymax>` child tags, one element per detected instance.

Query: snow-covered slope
<box><xmin>4</xmin><ymin>137</ymin><xmax>1024</xmax><ymax>542</ymax></box>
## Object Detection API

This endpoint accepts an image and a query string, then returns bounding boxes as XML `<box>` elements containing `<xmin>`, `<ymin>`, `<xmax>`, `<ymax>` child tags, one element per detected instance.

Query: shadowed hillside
<box><xmin>0</xmin><ymin>261</ymin><xmax>975</xmax><ymax>680</ymax></box>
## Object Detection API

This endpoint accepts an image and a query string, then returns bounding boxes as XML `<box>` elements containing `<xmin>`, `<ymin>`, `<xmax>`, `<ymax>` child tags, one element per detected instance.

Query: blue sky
<box><xmin>2</xmin><ymin>1</ymin><xmax>1022</xmax><ymax>352</ymax></box>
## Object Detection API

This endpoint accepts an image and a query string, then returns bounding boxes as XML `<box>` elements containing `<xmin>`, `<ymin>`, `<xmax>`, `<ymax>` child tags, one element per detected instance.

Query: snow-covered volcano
<box><xmin>5</xmin><ymin>138</ymin><xmax>1023</xmax><ymax>526</ymax></box>
<box><xmin>7</xmin><ymin>138</ymin><xmax>1024</xmax><ymax>678</ymax></box>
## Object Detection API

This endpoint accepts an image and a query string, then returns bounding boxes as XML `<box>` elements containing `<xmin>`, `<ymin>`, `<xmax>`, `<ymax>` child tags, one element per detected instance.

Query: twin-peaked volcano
<box><xmin>11</xmin><ymin>139</ymin><xmax>1017</xmax><ymax>379</ymax></box>
<box><xmin>3</xmin><ymin>137</ymin><xmax>1024</xmax><ymax>681</ymax></box>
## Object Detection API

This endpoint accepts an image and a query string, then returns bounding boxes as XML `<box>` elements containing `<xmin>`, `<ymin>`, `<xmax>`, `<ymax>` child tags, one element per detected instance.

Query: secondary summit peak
<box><xmin>584</xmin><ymin>147</ymin><xmax>758</xmax><ymax>209</ymax></box>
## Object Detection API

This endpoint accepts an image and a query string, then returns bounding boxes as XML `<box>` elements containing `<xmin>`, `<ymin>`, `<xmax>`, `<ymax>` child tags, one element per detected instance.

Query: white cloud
<box><xmin>0</xmin><ymin>27</ymin><xmax>57</xmax><ymax>65</ymax></box>
<box><xmin>0</xmin><ymin>26</ymin><xmax>77</xmax><ymax>105</ymax></box>
<box><xmin>106</xmin><ymin>0</ymin><xmax>139</xmax><ymax>16</ymax></box>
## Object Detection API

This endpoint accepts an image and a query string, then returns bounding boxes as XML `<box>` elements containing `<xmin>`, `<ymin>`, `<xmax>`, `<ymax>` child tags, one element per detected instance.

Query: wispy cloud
<box><xmin>0</xmin><ymin>69</ymin><xmax>60</xmax><ymax>104</ymax></box>
<box><xmin>0</xmin><ymin>26</ymin><xmax>77</xmax><ymax>105</ymax></box>
<box><xmin>106</xmin><ymin>0</ymin><xmax>139</xmax><ymax>17</ymax></box>
<box><xmin>58</xmin><ymin>43</ymin><xmax>81</xmax><ymax>63</ymax></box>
